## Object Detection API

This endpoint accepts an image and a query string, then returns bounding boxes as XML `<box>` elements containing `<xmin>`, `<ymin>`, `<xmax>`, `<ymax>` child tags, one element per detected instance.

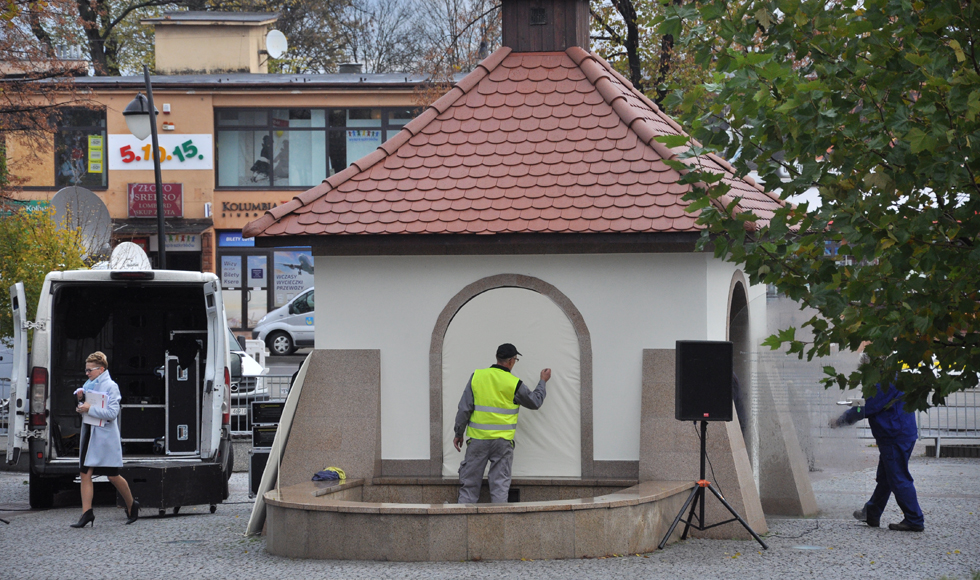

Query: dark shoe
<box><xmin>70</xmin><ymin>509</ymin><xmax>94</xmax><ymax>528</ymax></box>
<box><xmin>125</xmin><ymin>500</ymin><xmax>139</xmax><ymax>525</ymax></box>
<box><xmin>853</xmin><ymin>506</ymin><xmax>879</xmax><ymax>527</ymax></box>
<box><xmin>888</xmin><ymin>520</ymin><xmax>924</xmax><ymax>532</ymax></box>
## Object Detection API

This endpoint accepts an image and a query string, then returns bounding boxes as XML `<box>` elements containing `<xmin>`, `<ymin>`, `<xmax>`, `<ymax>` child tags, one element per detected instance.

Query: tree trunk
<box><xmin>654</xmin><ymin>0</ymin><xmax>683</xmax><ymax>107</ymax></box>
<box><xmin>612</xmin><ymin>0</ymin><xmax>644</xmax><ymax>93</ymax></box>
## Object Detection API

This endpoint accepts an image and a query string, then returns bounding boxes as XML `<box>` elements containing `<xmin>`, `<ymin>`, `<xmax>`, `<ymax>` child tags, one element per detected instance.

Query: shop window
<box><xmin>388</xmin><ymin>109</ymin><xmax>415</xmax><ymax>126</ymax></box>
<box><xmin>215</xmin><ymin>107</ymin><xmax>417</xmax><ymax>188</ymax></box>
<box><xmin>55</xmin><ymin>107</ymin><xmax>107</xmax><ymax>189</ymax></box>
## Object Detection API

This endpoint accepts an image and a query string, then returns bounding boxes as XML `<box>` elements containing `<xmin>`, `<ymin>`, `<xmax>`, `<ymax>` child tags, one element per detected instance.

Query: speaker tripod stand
<box><xmin>658</xmin><ymin>420</ymin><xmax>768</xmax><ymax>550</ymax></box>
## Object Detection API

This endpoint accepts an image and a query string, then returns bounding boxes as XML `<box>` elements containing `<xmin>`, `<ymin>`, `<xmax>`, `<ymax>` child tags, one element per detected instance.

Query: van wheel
<box><xmin>267</xmin><ymin>331</ymin><xmax>294</xmax><ymax>356</ymax></box>
<box><xmin>29</xmin><ymin>471</ymin><xmax>55</xmax><ymax>509</ymax></box>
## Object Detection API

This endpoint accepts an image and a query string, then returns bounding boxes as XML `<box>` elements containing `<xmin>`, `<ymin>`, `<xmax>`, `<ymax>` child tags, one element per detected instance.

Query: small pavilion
<box><xmin>244</xmin><ymin>0</ymin><xmax>816</xmax><ymax>560</ymax></box>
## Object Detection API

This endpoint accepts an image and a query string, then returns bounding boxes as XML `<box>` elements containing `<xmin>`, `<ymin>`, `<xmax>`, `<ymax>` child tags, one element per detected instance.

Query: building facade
<box><xmin>7</xmin><ymin>13</ymin><xmax>423</xmax><ymax>333</ymax></box>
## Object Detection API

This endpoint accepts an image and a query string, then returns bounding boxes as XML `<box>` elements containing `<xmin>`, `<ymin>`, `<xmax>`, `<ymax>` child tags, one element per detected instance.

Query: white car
<box><xmin>227</xmin><ymin>328</ymin><xmax>266</xmax><ymax>402</ymax></box>
<box><xmin>251</xmin><ymin>288</ymin><xmax>314</xmax><ymax>356</ymax></box>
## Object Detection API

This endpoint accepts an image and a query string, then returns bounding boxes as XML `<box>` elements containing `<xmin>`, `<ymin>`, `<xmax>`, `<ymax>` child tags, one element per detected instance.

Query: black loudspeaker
<box><xmin>675</xmin><ymin>340</ymin><xmax>734</xmax><ymax>421</ymax></box>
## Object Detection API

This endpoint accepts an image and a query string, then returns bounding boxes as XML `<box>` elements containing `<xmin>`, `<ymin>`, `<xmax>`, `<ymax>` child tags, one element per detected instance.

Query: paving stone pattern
<box><xmin>1</xmin><ymin>454</ymin><xmax>977</xmax><ymax>579</ymax></box>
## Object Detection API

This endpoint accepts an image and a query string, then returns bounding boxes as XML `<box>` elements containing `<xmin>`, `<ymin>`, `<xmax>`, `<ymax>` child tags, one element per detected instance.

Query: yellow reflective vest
<box><xmin>466</xmin><ymin>367</ymin><xmax>521</xmax><ymax>440</ymax></box>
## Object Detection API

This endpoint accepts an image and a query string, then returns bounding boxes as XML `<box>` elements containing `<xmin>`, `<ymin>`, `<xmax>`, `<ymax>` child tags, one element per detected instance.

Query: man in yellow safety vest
<box><xmin>453</xmin><ymin>343</ymin><xmax>551</xmax><ymax>503</ymax></box>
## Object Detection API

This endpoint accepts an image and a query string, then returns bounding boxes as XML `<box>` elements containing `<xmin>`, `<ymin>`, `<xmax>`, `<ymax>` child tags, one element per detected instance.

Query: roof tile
<box><xmin>246</xmin><ymin>47</ymin><xmax>782</xmax><ymax>238</ymax></box>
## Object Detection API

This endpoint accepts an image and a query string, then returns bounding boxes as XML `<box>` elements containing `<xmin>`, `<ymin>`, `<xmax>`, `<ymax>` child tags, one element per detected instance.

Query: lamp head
<box><xmin>123</xmin><ymin>93</ymin><xmax>157</xmax><ymax>140</ymax></box>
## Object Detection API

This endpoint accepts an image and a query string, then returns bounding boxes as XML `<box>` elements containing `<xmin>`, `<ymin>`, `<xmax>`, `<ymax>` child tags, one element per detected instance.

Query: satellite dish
<box><xmin>109</xmin><ymin>242</ymin><xmax>152</xmax><ymax>270</ymax></box>
<box><xmin>51</xmin><ymin>186</ymin><xmax>111</xmax><ymax>261</ymax></box>
<box><xmin>266</xmin><ymin>30</ymin><xmax>288</xmax><ymax>59</ymax></box>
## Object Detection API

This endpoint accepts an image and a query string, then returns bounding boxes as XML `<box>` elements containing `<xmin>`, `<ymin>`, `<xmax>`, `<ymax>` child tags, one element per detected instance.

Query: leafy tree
<box><xmin>0</xmin><ymin>207</ymin><xmax>87</xmax><ymax>344</ymax></box>
<box><xmin>666</xmin><ymin>0</ymin><xmax>980</xmax><ymax>410</ymax></box>
<box><xmin>62</xmin><ymin>1</ymin><xmax>180</xmax><ymax>76</ymax></box>
<box><xmin>590</xmin><ymin>0</ymin><xmax>713</xmax><ymax>109</ymax></box>
<box><xmin>1</xmin><ymin>0</ymin><xmax>87</xmax><ymax>200</ymax></box>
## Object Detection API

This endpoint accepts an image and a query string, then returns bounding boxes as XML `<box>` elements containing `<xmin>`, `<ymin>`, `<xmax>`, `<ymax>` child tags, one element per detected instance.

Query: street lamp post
<box><xmin>123</xmin><ymin>65</ymin><xmax>166</xmax><ymax>269</ymax></box>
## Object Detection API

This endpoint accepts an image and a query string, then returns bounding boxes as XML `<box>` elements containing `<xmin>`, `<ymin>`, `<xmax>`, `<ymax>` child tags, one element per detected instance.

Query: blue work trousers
<box><xmin>865</xmin><ymin>438</ymin><xmax>924</xmax><ymax>528</ymax></box>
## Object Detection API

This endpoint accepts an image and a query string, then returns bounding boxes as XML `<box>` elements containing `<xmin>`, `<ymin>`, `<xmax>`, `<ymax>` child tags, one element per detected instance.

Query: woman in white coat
<box><xmin>71</xmin><ymin>351</ymin><xmax>139</xmax><ymax>528</ymax></box>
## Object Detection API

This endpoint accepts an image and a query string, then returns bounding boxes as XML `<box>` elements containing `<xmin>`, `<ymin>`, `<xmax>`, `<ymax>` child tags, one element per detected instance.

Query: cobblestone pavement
<box><xmin>1</xmin><ymin>452</ymin><xmax>978</xmax><ymax>580</ymax></box>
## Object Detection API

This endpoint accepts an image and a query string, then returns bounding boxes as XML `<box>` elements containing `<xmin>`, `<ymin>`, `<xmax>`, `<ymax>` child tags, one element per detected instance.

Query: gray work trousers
<box><xmin>457</xmin><ymin>438</ymin><xmax>514</xmax><ymax>503</ymax></box>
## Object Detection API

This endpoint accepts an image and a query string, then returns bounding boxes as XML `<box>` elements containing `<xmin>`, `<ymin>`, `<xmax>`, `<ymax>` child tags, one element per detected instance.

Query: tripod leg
<box><xmin>680</xmin><ymin>487</ymin><xmax>702</xmax><ymax>540</ymax></box>
<box><xmin>704</xmin><ymin>483</ymin><xmax>769</xmax><ymax>550</ymax></box>
<box><xmin>657</xmin><ymin>485</ymin><xmax>700</xmax><ymax>550</ymax></box>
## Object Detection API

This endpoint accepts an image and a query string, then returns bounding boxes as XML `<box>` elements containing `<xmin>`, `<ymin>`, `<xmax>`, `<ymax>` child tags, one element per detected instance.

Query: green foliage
<box><xmin>0</xmin><ymin>208</ymin><xmax>87</xmax><ymax>344</ymax></box>
<box><xmin>590</xmin><ymin>0</ymin><xmax>714</xmax><ymax>112</ymax></box>
<box><xmin>667</xmin><ymin>0</ymin><xmax>980</xmax><ymax>410</ymax></box>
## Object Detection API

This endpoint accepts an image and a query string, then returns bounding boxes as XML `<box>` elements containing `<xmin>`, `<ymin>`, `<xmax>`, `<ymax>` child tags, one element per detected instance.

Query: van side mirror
<box><xmin>230</xmin><ymin>352</ymin><xmax>243</xmax><ymax>382</ymax></box>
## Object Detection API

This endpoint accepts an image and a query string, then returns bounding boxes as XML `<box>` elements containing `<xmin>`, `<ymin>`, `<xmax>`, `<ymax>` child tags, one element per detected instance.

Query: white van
<box><xmin>251</xmin><ymin>287</ymin><xmax>314</xmax><ymax>356</ymax></box>
<box><xmin>7</xmin><ymin>270</ymin><xmax>239</xmax><ymax>510</ymax></box>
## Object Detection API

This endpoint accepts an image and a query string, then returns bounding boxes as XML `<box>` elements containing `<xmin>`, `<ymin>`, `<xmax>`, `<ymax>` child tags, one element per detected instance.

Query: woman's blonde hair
<box><xmin>86</xmin><ymin>351</ymin><xmax>108</xmax><ymax>369</ymax></box>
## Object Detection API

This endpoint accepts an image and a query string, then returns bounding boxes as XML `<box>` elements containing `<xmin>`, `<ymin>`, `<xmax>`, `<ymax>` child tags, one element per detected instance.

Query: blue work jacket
<box><xmin>843</xmin><ymin>382</ymin><xmax>918</xmax><ymax>443</ymax></box>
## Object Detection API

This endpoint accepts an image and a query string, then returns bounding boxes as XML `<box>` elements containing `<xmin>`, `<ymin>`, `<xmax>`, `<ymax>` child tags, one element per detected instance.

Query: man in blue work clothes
<box><xmin>830</xmin><ymin>354</ymin><xmax>925</xmax><ymax>532</ymax></box>
<box><xmin>453</xmin><ymin>343</ymin><xmax>551</xmax><ymax>503</ymax></box>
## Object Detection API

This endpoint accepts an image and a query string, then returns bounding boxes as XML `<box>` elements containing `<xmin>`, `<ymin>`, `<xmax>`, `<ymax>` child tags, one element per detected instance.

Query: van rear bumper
<box><xmin>30</xmin><ymin>438</ymin><xmax>232</xmax><ymax>506</ymax></box>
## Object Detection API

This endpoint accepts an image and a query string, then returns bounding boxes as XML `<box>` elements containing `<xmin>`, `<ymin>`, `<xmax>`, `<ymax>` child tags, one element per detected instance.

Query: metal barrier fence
<box><xmin>917</xmin><ymin>388</ymin><xmax>980</xmax><ymax>455</ymax></box>
<box><xmin>0</xmin><ymin>374</ymin><xmax>294</xmax><ymax>437</ymax></box>
<box><xmin>230</xmin><ymin>373</ymin><xmax>293</xmax><ymax>435</ymax></box>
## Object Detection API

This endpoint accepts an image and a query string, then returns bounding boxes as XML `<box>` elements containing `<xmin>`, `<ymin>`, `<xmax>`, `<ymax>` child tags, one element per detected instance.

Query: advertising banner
<box><xmin>127</xmin><ymin>183</ymin><xmax>183</xmax><ymax>217</ymax></box>
<box><xmin>273</xmin><ymin>250</ymin><xmax>313</xmax><ymax>307</ymax></box>
<box><xmin>108</xmin><ymin>134</ymin><xmax>213</xmax><ymax>171</ymax></box>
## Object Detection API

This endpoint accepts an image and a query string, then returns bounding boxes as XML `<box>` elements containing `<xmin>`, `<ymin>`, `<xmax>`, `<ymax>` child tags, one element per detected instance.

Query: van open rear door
<box><xmin>200</xmin><ymin>279</ymin><xmax>226</xmax><ymax>459</ymax></box>
<box><xmin>6</xmin><ymin>283</ymin><xmax>29</xmax><ymax>464</ymax></box>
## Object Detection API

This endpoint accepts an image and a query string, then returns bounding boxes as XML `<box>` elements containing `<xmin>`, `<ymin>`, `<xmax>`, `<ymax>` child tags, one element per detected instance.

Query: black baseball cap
<box><xmin>496</xmin><ymin>343</ymin><xmax>522</xmax><ymax>359</ymax></box>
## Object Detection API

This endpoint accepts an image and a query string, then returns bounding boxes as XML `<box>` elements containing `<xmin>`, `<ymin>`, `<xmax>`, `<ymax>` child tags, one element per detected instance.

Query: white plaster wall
<box><xmin>314</xmin><ymin>253</ymin><xmax>741</xmax><ymax>461</ymax></box>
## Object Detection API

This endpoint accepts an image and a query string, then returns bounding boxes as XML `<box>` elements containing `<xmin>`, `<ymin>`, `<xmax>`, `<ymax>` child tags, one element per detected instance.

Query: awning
<box><xmin>112</xmin><ymin>218</ymin><xmax>213</xmax><ymax>236</ymax></box>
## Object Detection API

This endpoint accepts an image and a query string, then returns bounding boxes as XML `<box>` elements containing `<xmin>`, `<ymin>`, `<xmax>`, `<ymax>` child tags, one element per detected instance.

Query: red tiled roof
<box><xmin>243</xmin><ymin>46</ymin><xmax>782</xmax><ymax>239</ymax></box>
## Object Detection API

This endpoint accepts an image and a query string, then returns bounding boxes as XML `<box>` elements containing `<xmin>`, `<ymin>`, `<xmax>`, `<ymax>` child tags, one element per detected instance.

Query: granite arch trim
<box><xmin>427</xmin><ymin>274</ymin><xmax>594</xmax><ymax>477</ymax></box>
<box><xmin>726</xmin><ymin>270</ymin><xmax>749</xmax><ymax>340</ymax></box>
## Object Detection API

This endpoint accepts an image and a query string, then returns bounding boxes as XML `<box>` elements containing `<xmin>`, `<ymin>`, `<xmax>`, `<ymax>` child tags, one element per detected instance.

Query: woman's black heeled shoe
<box><xmin>70</xmin><ymin>509</ymin><xmax>95</xmax><ymax>528</ymax></box>
<box><xmin>125</xmin><ymin>500</ymin><xmax>139</xmax><ymax>525</ymax></box>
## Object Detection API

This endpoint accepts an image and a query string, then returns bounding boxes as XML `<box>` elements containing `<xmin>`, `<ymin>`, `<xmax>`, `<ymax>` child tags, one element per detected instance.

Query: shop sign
<box><xmin>220</xmin><ymin>201</ymin><xmax>280</xmax><ymax>215</ymax></box>
<box><xmin>108</xmin><ymin>134</ymin><xmax>213</xmax><ymax>171</ymax></box>
<box><xmin>150</xmin><ymin>234</ymin><xmax>201</xmax><ymax>252</ymax></box>
<box><xmin>218</xmin><ymin>232</ymin><xmax>255</xmax><ymax>247</ymax></box>
<box><xmin>128</xmin><ymin>183</ymin><xmax>183</xmax><ymax>218</ymax></box>
<box><xmin>0</xmin><ymin>199</ymin><xmax>49</xmax><ymax>217</ymax></box>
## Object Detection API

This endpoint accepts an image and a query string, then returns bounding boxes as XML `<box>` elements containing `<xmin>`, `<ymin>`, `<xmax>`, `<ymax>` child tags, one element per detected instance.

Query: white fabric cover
<box><xmin>442</xmin><ymin>287</ymin><xmax>581</xmax><ymax>477</ymax></box>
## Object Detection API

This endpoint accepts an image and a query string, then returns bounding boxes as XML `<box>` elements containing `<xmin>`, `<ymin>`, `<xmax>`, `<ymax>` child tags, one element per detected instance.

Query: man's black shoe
<box><xmin>888</xmin><ymin>520</ymin><xmax>924</xmax><ymax>532</ymax></box>
<box><xmin>853</xmin><ymin>507</ymin><xmax>879</xmax><ymax>527</ymax></box>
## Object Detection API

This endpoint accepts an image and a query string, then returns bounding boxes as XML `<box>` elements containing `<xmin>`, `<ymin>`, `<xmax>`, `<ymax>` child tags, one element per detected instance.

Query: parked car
<box><xmin>227</xmin><ymin>328</ymin><xmax>266</xmax><ymax>402</ymax></box>
<box><xmin>251</xmin><ymin>287</ymin><xmax>314</xmax><ymax>355</ymax></box>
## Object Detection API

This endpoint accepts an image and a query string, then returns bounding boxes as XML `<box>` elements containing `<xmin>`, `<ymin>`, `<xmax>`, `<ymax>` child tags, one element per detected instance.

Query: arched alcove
<box><xmin>728</xmin><ymin>274</ymin><xmax>750</xmax><ymax>431</ymax></box>
<box><xmin>428</xmin><ymin>274</ymin><xmax>594</xmax><ymax>477</ymax></box>
<box><xmin>441</xmin><ymin>287</ymin><xmax>581</xmax><ymax>476</ymax></box>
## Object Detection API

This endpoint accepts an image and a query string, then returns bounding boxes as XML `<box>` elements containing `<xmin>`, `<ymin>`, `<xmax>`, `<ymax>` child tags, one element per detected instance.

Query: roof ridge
<box><xmin>243</xmin><ymin>47</ymin><xmax>513</xmax><ymax>239</ymax></box>
<box><xmin>570</xmin><ymin>49</ymin><xmax>750</xmax><ymax>220</ymax></box>
<box><xmin>584</xmin><ymin>51</ymin><xmax>781</xmax><ymax>209</ymax></box>
<box><xmin>568</xmin><ymin>48</ymin><xmax>681</xmax><ymax>169</ymax></box>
